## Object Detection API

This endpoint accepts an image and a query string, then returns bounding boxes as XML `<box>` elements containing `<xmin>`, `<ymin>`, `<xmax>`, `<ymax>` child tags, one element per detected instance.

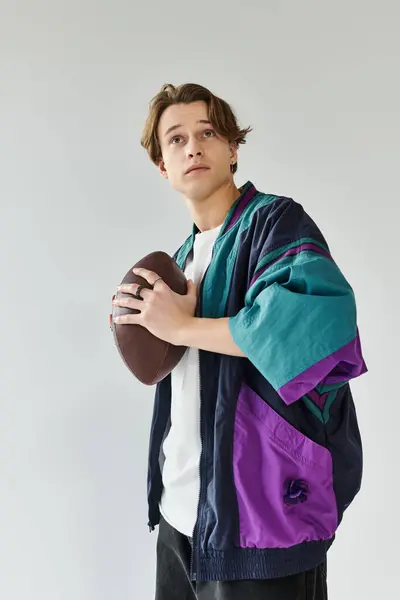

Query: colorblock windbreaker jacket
<box><xmin>146</xmin><ymin>180</ymin><xmax>367</xmax><ymax>581</ymax></box>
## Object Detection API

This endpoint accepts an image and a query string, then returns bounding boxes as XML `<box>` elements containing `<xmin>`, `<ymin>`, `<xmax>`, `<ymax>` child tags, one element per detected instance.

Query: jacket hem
<box><xmin>194</xmin><ymin>538</ymin><xmax>334</xmax><ymax>581</ymax></box>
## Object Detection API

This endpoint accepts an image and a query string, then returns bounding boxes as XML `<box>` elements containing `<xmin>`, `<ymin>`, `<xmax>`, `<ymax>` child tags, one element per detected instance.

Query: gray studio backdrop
<box><xmin>1</xmin><ymin>1</ymin><xmax>398</xmax><ymax>599</ymax></box>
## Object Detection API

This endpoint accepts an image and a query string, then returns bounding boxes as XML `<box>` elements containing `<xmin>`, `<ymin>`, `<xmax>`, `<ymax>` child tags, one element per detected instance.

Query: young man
<box><xmin>112</xmin><ymin>83</ymin><xmax>367</xmax><ymax>599</ymax></box>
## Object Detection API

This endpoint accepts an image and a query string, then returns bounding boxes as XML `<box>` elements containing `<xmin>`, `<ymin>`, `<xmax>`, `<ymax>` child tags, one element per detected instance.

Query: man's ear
<box><xmin>158</xmin><ymin>160</ymin><xmax>168</xmax><ymax>179</ymax></box>
<box><xmin>229</xmin><ymin>142</ymin><xmax>238</xmax><ymax>165</ymax></box>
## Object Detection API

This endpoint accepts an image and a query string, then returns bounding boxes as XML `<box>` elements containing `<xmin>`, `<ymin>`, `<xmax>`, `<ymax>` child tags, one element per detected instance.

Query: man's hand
<box><xmin>112</xmin><ymin>267</ymin><xmax>198</xmax><ymax>346</ymax></box>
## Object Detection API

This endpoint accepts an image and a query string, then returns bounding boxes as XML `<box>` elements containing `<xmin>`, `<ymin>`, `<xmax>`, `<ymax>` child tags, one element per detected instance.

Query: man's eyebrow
<box><xmin>164</xmin><ymin>119</ymin><xmax>211</xmax><ymax>137</ymax></box>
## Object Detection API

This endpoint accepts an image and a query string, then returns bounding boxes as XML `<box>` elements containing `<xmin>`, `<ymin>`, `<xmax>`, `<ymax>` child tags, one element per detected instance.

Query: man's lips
<box><xmin>185</xmin><ymin>165</ymin><xmax>210</xmax><ymax>174</ymax></box>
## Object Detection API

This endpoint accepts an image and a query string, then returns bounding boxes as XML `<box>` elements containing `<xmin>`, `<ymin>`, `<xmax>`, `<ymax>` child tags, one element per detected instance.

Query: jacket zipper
<box><xmin>189</xmin><ymin>236</ymin><xmax>218</xmax><ymax>580</ymax></box>
<box><xmin>189</xmin><ymin>274</ymin><xmax>206</xmax><ymax>580</ymax></box>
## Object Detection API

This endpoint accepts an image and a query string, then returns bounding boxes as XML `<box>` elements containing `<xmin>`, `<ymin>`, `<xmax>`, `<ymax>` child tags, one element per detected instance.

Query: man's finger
<box><xmin>113</xmin><ymin>295</ymin><xmax>144</xmax><ymax>310</ymax></box>
<box><xmin>116</xmin><ymin>283</ymin><xmax>152</xmax><ymax>298</ymax></box>
<box><xmin>113</xmin><ymin>313</ymin><xmax>142</xmax><ymax>325</ymax></box>
<box><xmin>132</xmin><ymin>267</ymin><xmax>161</xmax><ymax>287</ymax></box>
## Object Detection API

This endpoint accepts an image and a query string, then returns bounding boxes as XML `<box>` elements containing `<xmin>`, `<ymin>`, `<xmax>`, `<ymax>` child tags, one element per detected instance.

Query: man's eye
<box><xmin>204</xmin><ymin>129</ymin><xmax>215</xmax><ymax>137</ymax></box>
<box><xmin>171</xmin><ymin>136</ymin><xmax>183</xmax><ymax>144</ymax></box>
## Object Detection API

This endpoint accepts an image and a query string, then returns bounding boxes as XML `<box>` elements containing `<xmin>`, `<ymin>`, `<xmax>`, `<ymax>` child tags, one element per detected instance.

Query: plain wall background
<box><xmin>1</xmin><ymin>1</ymin><xmax>398</xmax><ymax>598</ymax></box>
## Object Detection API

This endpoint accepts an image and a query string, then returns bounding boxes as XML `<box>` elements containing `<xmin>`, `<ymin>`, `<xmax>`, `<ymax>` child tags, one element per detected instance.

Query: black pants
<box><xmin>155</xmin><ymin>514</ymin><xmax>328</xmax><ymax>600</ymax></box>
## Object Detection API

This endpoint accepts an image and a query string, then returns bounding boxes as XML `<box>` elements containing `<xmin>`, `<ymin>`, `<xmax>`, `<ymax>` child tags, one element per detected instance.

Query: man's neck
<box><xmin>185</xmin><ymin>180</ymin><xmax>241</xmax><ymax>233</ymax></box>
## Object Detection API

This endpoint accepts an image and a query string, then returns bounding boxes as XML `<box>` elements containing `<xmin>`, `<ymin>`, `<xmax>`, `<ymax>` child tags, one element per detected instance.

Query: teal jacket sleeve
<box><xmin>228</xmin><ymin>199</ymin><xmax>367</xmax><ymax>405</ymax></box>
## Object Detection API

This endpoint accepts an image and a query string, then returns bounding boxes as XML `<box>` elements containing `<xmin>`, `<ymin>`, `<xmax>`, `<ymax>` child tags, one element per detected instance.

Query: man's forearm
<box><xmin>177</xmin><ymin>317</ymin><xmax>247</xmax><ymax>357</ymax></box>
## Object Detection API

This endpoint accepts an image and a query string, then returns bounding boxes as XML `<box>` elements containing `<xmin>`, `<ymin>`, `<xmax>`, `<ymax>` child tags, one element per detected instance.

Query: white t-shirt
<box><xmin>159</xmin><ymin>223</ymin><xmax>222</xmax><ymax>537</ymax></box>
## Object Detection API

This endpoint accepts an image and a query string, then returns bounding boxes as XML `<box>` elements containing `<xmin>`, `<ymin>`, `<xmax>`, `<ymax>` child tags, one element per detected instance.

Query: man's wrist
<box><xmin>176</xmin><ymin>316</ymin><xmax>199</xmax><ymax>347</ymax></box>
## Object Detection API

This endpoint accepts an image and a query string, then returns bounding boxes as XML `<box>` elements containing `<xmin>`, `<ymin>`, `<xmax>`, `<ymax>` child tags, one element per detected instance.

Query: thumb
<box><xmin>187</xmin><ymin>279</ymin><xmax>197</xmax><ymax>294</ymax></box>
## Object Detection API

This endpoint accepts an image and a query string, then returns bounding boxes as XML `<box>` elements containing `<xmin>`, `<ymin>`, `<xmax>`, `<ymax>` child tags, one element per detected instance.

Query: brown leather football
<box><xmin>111</xmin><ymin>251</ymin><xmax>188</xmax><ymax>385</ymax></box>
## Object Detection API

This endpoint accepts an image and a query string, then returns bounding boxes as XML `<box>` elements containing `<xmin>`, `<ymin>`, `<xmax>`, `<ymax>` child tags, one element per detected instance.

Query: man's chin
<box><xmin>180</xmin><ymin>177</ymin><xmax>220</xmax><ymax>201</ymax></box>
<box><xmin>185</xmin><ymin>187</ymin><xmax>213</xmax><ymax>202</ymax></box>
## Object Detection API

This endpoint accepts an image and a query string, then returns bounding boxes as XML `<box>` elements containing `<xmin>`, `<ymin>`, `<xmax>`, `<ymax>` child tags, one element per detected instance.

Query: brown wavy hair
<box><xmin>140</xmin><ymin>83</ymin><xmax>252</xmax><ymax>174</ymax></box>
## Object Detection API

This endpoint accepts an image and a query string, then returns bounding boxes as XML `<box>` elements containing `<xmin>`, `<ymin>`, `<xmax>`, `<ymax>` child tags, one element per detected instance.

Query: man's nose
<box><xmin>186</xmin><ymin>139</ymin><xmax>204</xmax><ymax>158</ymax></box>
<box><xmin>188</xmin><ymin>149</ymin><xmax>203</xmax><ymax>158</ymax></box>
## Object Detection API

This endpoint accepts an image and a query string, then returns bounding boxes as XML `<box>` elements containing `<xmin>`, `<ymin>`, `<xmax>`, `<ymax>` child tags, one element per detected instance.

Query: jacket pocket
<box><xmin>233</xmin><ymin>383</ymin><xmax>338</xmax><ymax>549</ymax></box>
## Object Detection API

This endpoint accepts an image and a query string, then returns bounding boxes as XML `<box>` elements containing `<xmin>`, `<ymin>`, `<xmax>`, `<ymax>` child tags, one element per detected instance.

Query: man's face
<box><xmin>157</xmin><ymin>101</ymin><xmax>237</xmax><ymax>201</ymax></box>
